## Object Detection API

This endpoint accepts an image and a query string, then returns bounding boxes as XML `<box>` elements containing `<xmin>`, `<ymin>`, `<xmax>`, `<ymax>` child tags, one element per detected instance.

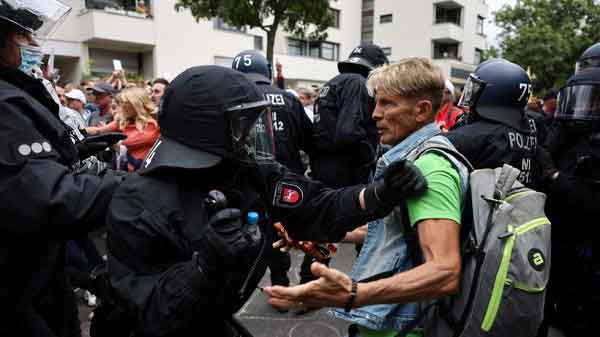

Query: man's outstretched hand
<box><xmin>264</xmin><ymin>262</ymin><xmax>353</xmax><ymax>311</ymax></box>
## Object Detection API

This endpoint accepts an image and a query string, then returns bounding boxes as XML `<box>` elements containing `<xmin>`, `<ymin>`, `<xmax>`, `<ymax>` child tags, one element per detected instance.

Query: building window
<box><xmin>380</xmin><ymin>14</ymin><xmax>392</xmax><ymax>24</ymax></box>
<box><xmin>474</xmin><ymin>48</ymin><xmax>483</xmax><ymax>65</ymax></box>
<box><xmin>288</xmin><ymin>38</ymin><xmax>307</xmax><ymax>56</ymax></box>
<box><xmin>288</xmin><ymin>38</ymin><xmax>339</xmax><ymax>61</ymax></box>
<box><xmin>382</xmin><ymin>47</ymin><xmax>392</xmax><ymax>56</ymax></box>
<box><xmin>361</xmin><ymin>31</ymin><xmax>373</xmax><ymax>44</ymax></box>
<box><xmin>476</xmin><ymin>15</ymin><xmax>485</xmax><ymax>35</ymax></box>
<box><xmin>435</xmin><ymin>5</ymin><xmax>462</xmax><ymax>26</ymax></box>
<box><xmin>361</xmin><ymin>0</ymin><xmax>374</xmax><ymax>44</ymax></box>
<box><xmin>433</xmin><ymin>41</ymin><xmax>460</xmax><ymax>60</ymax></box>
<box><xmin>214</xmin><ymin>56</ymin><xmax>234</xmax><ymax>68</ymax></box>
<box><xmin>451</xmin><ymin>67</ymin><xmax>472</xmax><ymax>80</ymax></box>
<box><xmin>329</xmin><ymin>8</ymin><xmax>340</xmax><ymax>28</ymax></box>
<box><xmin>254</xmin><ymin>36</ymin><xmax>263</xmax><ymax>51</ymax></box>
<box><xmin>214</xmin><ymin>17</ymin><xmax>246</xmax><ymax>33</ymax></box>
<box><xmin>320</xmin><ymin>41</ymin><xmax>339</xmax><ymax>60</ymax></box>
<box><xmin>85</xmin><ymin>0</ymin><xmax>153</xmax><ymax>18</ymax></box>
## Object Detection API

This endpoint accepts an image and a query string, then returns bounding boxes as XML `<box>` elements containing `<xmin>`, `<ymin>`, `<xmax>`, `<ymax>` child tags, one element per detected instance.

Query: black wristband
<box><xmin>344</xmin><ymin>280</ymin><xmax>358</xmax><ymax>313</ymax></box>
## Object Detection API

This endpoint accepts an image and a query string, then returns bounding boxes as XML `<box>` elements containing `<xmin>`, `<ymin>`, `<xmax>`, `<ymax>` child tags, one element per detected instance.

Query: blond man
<box><xmin>266</xmin><ymin>58</ymin><xmax>470</xmax><ymax>337</ymax></box>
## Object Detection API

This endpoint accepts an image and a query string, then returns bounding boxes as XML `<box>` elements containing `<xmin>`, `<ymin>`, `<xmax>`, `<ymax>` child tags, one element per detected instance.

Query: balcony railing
<box><xmin>85</xmin><ymin>0</ymin><xmax>152</xmax><ymax>19</ymax></box>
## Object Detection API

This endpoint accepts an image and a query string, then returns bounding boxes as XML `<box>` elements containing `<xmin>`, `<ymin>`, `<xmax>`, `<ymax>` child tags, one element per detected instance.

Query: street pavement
<box><xmin>235</xmin><ymin>244</ymin><xmax>358</xmax><ymax>337</ymax></box>
<box><xmin>78</xmin><ymin>242</ymin><xmax>565</xmax><ymax>337</ymax></box>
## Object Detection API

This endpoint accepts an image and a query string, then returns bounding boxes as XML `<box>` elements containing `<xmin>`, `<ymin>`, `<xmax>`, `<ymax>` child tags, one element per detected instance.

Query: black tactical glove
<box><xmin>363</xmin><ymin>159</ymin><xmax>428</xmax><ymax>217</ymax></box>
<box><xmin>536</xmin><ymin>146</ymin><xmax>559</xmax><ymax>182</ymax></box>
<box><xmin>194</xmin><ymin>208</ymin><xmax>261</xmax><ymax>273</ymax></box>
<box><xmin>76</xmin><ymin>133</ymin><xmax>127</xmax><ymax>161</ymax></box>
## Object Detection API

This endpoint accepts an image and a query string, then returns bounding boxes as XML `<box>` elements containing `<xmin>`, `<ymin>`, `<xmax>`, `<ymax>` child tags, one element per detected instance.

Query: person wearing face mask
<box><xmin>0</xmin><ymin>1</ymin><xmax>126</xmax><ymax>336</ymax></box>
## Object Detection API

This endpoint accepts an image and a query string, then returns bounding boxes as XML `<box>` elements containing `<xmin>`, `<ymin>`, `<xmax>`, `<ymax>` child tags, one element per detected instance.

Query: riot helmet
<box><xmin>458</xmin><ymin>58</ymin><xmax>532</xmax><ymax>131</ymax></box>
<box><xmin>140</xmin><ymin>66</ymin><xmax>275</xmax><ymax>174</ymax></box>
<box><xmin>231</xmin><ymin>50</ymin><xmax>272</xmax><ymax>84</ymax></box>
<box><xmin>555</xmin><ymin>68</ymin><xmax>600</xmax><ymax>124</ymax></box>
<box><xmin>0</xmin><ymin>0</ymin><xmax>71</xmax><ymax>40</ymax></box>
<box><xmin>576</xmin><ymin>42</ymin><xmax>600</xmax><ymax>73</ymax></box>
<box><xmin>338</xmin><ymin>44</ymin><xmax>389</xmax><ymax>77</ymax></box>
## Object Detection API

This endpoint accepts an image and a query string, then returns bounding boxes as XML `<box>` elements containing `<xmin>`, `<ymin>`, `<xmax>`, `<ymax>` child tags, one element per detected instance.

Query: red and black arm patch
<box><xmin>272</xmin><ymin>182</ymin><xmax>304</xmax><ymax>208</ymax></box>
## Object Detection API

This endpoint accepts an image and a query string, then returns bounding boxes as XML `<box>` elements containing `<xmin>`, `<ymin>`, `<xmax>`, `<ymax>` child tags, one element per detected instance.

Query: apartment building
<box><xmin>48</xmin><ymin>0</ymin><xmax>486</xmax><ymax>89</ymax></box>
<box><xmin>364</xmin><ymin>0</ymin><xmax>488</xmax><ymax>87</ymax></box>
<box><xmin>48</xmin><ymin>0</ymin><xmax>360</xmax><ymax>88</ymax></box>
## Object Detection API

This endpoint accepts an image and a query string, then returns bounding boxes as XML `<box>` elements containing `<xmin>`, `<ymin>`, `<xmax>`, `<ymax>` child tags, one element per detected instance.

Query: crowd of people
<box><xmin>1</xmin><ymin>1</ymin><xmax>600</xmax><ymax>337</ymax></box>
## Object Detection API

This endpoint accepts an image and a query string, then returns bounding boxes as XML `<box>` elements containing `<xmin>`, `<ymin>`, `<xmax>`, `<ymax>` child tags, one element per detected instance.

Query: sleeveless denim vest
<box><xmin>330</xmin><ymin>123</ymin><xmax>469</xmax><ymax>331</ymax></box>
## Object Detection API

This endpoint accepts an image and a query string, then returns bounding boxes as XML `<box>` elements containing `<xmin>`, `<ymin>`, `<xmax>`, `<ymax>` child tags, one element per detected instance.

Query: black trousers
<box><xmin>265</xmin><ymin>248</ymin><xmax>290</xmax><ymax>286</ymax></box>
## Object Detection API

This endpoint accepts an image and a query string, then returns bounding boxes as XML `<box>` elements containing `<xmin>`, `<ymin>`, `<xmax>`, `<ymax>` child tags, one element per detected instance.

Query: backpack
<box><xmin>398</xmin><ymin>143</ymin><xmax>551</xmax><ymax>337</ymax></box>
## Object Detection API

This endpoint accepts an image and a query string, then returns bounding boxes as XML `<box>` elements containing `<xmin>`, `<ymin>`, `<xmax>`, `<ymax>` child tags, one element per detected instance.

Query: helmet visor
<box><xmin>227</xmin><ymin>100</ymin><xmax>275</xmax><ymax>163</ymax></box>
<box><xmin>458</xmin><ymin>74</ymin><xmax>487</xmax><ymax>109</ymax></box>
<box><xmin>1</xmin><ymin>0</ymin><xmax>71</xmax><ymax>39</ymax></box>
<box><xmin>556</xmin><ymin>84</ymin><xmax>600</xmax><ymax>121</ymax></box>
<box><xmin>576</xmin><ymin>57</ymin><xmax>600</xmax><ymax>73</ymax></box>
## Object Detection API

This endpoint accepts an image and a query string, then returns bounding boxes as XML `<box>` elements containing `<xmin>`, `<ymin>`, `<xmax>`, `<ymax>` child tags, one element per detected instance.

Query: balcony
<box><xmin>85</xmin><ymin>0</ymin><xmax>153</xmax><ymax>18</ymax></box>
<box><xmin>433</xmin><ymin>59</ymin><xmax>476</xmax><ymax>85</ymax></box>
<box><xmin>79</xmin><ymin>1</ymin><xmax>155</xmax><ymax>49</ymax></box>
<box><xmin>433</xmin><ymin>0</ymin><xmax>466</xmax><ymax>9</ymax></box>
<box><xmin>431</xmin><ymin>23</ymin><xmax>464</xmax><ymax>44</ymax></box>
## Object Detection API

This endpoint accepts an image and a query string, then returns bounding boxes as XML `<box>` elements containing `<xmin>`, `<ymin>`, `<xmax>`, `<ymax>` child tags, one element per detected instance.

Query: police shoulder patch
<box><xmin>273</xmin><ymin>182</ymin><xmax>304</xmax><ymax>208</ymax></box>
<box><xmin>6</xmin><ymin>138</ymin><xmax>59</xmax><ymax>165</ymax></box>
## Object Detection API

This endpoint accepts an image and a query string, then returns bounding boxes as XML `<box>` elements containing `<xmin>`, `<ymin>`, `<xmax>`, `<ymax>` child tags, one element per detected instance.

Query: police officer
<box><xmin>107</xmin><ymin>65</ymin><xmax>427</xmax><ymax>337</ymax></box>
<box><xmin>575</xmin><ymin>42</ymin><xmax>600</xmax><ymax>72</ymax></box>
<box><xmin>232</xmin><ymin>50</ymin><xmax>314</xmax><ymax>290</ymax></box>
<box><xmin>301</xmin><ymin>44</ymin><xmax>388</xmax><ymax>288</ymax></box>
<box><xmin>445</xmin><ymin>59</ymin><xmax>539</xmax><ymax>186</ymax></box>
<box><xmin>0</xmin><ymin>1</ymin><xmax>125</xmax><ymax>336</ymax></box>
<box><xmin>311</xmin><ymin>43</ymin><xmax>389</xmax><ymax>188</ymax></box>
<box><xmin>535</xmin><ymin>66</ymin><xmax>600</xmax><ymax>337</ymax></box>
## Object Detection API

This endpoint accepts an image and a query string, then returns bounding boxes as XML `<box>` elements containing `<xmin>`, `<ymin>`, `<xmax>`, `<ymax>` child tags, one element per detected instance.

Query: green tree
<box><xmin>482</xmin><ymin>46</ymin><xmax>500</xmax><ymax>62</ymax></box>
<box><xmin>494</xmin><ymin>0</ymin><xmax>600</xmax><ymax>92</ymax></box>
<box><xmin>174</xmin><ymin>0</ymin><xmax>333</xmax><ymax>65</ymax></box>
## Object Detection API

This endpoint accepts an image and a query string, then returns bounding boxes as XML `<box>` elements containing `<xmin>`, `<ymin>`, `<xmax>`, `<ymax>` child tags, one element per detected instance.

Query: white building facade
<box><xmin>48</xmin><ymin>0</ymin><xmax>486</xmax><ymax>89</ymax></box>
<box><xmin>365</xmin><ymin>0</ymin><xmax>489</xmax><ymax>87</ymax></box>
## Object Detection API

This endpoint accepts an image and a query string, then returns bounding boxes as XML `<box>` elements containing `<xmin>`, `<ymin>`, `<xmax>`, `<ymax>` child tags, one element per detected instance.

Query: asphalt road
<box><xmin>235</xmin><ymin>244</ymin><xmax>357</xmax><ymax>337</ymax></box>
<box><xmin>78</xmin><ymin>242</ymin><xmax>565</xmax><ymax>337</ymax></box>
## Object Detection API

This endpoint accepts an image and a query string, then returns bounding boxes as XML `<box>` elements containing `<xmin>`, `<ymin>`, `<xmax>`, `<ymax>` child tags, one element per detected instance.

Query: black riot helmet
<box><xmin>338</xmin><ymin>44</ymin><xmax>389</xmax><ymax>77</ymax></box>
<box><xmin>555</xmin><ymin>68</ymin><xmax>600</xmax><ymax>124</ymax></box>
<box><xmin>0</xmin><ymin>0</ymin><xmax>71</xmax><ymax>40</ymax></box>
<box><xmin>458</xmin><ymin>58</ymin><xmax>532</xmax><ymax>131</ymax></box>
<box><xmin>576</xmin><ymin>43</ymin><xmax>600</xmax><ymax>73</ymax></box>
<box><xmin>231</xmin><ymin>50</ymin><xmax>272</xmax><ymax>84</ymax></box>
<box><xmin>140</xmin><ymin>66</ymin><xmax>275</xmax><ymax>174</ymax></box>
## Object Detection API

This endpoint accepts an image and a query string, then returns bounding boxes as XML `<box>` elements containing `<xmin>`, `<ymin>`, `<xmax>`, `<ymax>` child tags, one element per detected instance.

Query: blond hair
<box><xmin>117</xmin><ymin>87</ymin><xmax>157</xmax><ymax>131</ymax></box>
<box><xmin>367</xmin><ymin>57</ymin><xmax>446</xmax><ymax>114</ymax></box>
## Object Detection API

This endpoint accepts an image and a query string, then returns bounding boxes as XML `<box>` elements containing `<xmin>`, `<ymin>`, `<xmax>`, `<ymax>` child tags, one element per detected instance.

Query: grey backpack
<box><xmin>401</xmin><ymin>144</ymin><xmax>551</xmax><ymax>337</ymax></box>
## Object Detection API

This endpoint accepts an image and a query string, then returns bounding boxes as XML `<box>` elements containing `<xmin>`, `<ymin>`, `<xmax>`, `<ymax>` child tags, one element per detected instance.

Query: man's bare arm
<box><xmin>354</xmin><ymin>219</ymin><xmax>461</xmax><ymax>307</ymax></box>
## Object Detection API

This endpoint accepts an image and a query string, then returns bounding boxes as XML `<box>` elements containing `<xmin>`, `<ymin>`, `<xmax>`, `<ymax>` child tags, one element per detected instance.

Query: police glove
<box><xmin>536</xmin><ymin>146</ymin><xmax>559</xmax><ymax>182</ymax></box>
<box><xmin>76</xmin><ymin>133</ymin><xmax>127</xmax><ymax>160</ymax></box>
<box><xmin>194</xmin><ymin>208</ymin><xmax>261</xmax><ymax>273</ymax></box>
<box><xmin>363</xmin><ymin>159</ymin><xmax>427</xmax><ymax>217</ymax></box>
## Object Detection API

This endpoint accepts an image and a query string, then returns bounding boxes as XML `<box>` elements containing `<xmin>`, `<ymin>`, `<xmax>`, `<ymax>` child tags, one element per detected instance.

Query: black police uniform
<box><xmin>257</xmin><ymin>83</ymin><xmax>312</xmax><ymax>176</ymax></box>
<box><xmin>105</xmin><ymin>66</ymin><xmax>426</xmax><ymax>337</ymax></box>
<box><xmin>445</xmin><ymin>117</ymin><xmax>538</xmax><ymax>186</ymax></box>
<box><xmin>255</xmin><ymin>82</ymin><xmax>314</xmax><ymax>287</ymax></box>
<box><xmin>231</xmin><ymin>49</ymin><xmax>316</xmax><ymax>289</ymax></box>
<box><xmin>311</xmin><ymin>72</ymin><xmax>378</xmax><ymax>188</ymax></box>
<box><xmin>446</xmin><ymin>58</ymin><xmax>540</xmax><ymax>186</ymax></box>
<box><xmin>535</xmin><ymin>68</ymin><xmax>600</xmax><ymax>336</ymax></box>
<box><xmin>108</xmin><ymin>163</ymin><xmax>377</xmax><ymax>337</ymax></box>
<box><xmin>541</xmin><ymin>125</ymin><xmax>600</xmax><ymax>336</ymax></box>
<box><xmin>0</xmin><ymin>67</ymin><xmax>123</xmax><ymax>337</ymax></box>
